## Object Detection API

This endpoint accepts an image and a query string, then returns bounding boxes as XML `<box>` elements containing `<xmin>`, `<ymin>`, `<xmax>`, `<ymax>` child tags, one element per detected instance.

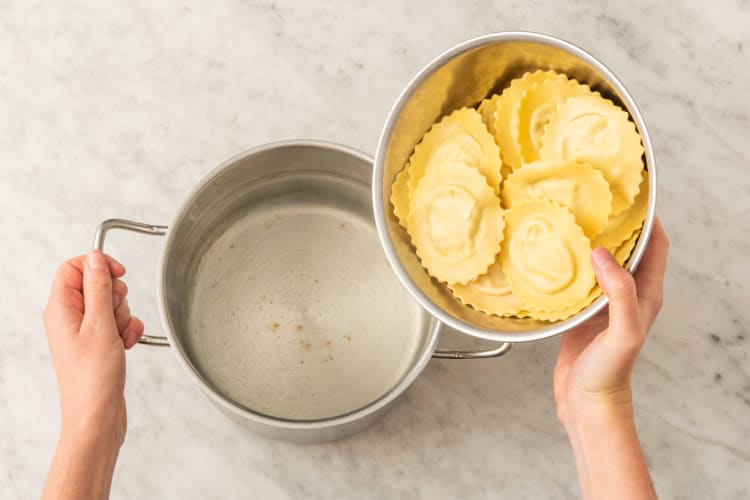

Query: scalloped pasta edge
<box><xmin>406</xmin><ymin>107</ymin><xmax>501</xmax><ymax>196</ymax></box>
<box><xmin>539</xmin><ymin>93</ymin><xmax>645</xmax><ymax>215</ymax></box>
<box><xmin>501</xmin><ymin>197</ymin><xmax>595</xmax><ymax>311</ymax></box>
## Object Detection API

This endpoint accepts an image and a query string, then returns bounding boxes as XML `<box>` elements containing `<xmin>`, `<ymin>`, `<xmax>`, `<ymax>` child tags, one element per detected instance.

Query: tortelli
<box><xmin>390</xmin><ymin>70</ymin><xmax>648</xmax><ymax>321</ymax></box>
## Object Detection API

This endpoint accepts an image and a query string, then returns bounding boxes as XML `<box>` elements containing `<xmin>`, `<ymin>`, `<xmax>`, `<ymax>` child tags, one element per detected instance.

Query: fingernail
<box><xmin>592</xmin><ymin>247</ymin><xmax>614</xmax><ymax>270</ymax></box>
<box><xmin>86</xmin><ymin>251</ymin><xmax>106</xmax><ymax>270</ymax></box>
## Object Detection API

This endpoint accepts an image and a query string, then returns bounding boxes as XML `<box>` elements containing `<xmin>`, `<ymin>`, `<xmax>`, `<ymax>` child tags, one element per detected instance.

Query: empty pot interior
<box><xmin>162</xmin><ymin>144</ymin><xmax>435</xmax><ymax>421</ymax></box>
<box><xmin>378</xmin><ymin>35</ymin><xmax>652</xmax><ymax>338</ymax></box>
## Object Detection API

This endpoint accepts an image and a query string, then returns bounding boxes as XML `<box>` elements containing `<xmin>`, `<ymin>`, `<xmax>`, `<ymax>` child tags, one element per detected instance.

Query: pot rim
<box><xmin>372</xmin><ymin>31</ymin><xmax>657</xmax><ymax>343</ymax></box>
<box><xmin>156</xmin><ymin>139</ymin><xmax>443</xmax><ymax>430</ymax></box>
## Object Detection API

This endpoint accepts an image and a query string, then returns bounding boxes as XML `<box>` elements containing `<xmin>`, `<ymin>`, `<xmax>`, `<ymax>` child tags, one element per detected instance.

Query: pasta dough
<box><xmin>478</xmin><ymin>95</ymin><xmax>500</xmax><ymax>137</ymax></box>
<box><xmin>517</xmin><ymin>75</ymin><xmax>591</xmax><ymax>163</ymax></box>
<box><xmin>540</xmin><ymin>94</ymin><xmax>645</xmax><ymax>215</ymax></box>
<box><xmin>407</xmin><ymin>161</ymin><xmax>504</xmax><ymax>285</ymax></box>
<box><xmin>478</xmin><ymin>95</ymin><xmax>514</xmax><ymax>180</ymax></box>
<box><xmin>502</xmin><ymin>160</ymin><xmax>612</xmax><ymax>239</ymax></box>
<box><xmin>407</xmin><ymin>107</ymin><xmax>502</xmax><ymax>196</ymax></box>
<box><xmin>450</xmin><ymin>259</ymin><xmax>530</xmax><ymax>317</ymax></box>
<box><xmin>593</xmin><ymin>171</ymin><xmax>649</xmax><ymax>250</ymax></box>
<box><xmin>491</xmin><ymin>70</ymin><xmax>558</xmax><ymax>171</ymax></box>
<box><xmin>390</xmin><ymin>69</ymin><xmax>648</xmax><ymax>322</ymax></box>
<box><xmin>501</xmin><ymin>199</ymin><xmax>595</xmax><ymax>311</ymax></box>
<box><xmin>613</xmin><ymin>230</ymin><xmax>641</xmax><ymax>265</ymax></box>
<box><xmin>390</xmin><ymin>166</ymin><xmax>411</xmax><ymax>229</ymax></box>
<box><xmin>531</xmin><ymin>286</ymin><xmax>602</xmax><ymax>322</ymax></box>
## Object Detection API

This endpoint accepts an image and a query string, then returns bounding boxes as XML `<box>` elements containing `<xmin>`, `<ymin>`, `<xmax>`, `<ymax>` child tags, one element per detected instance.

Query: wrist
<box><xmin>59</xmin><ymin>419</ymin><xmax>123</xmax><ymax>459</ymax></box>
<box><xmin>561</xmin><ymin>386</ymin><xmax>634</xmax><ymax>431</ymax></box>
<box><xmin>46</xmin><ymin>415</ymin><xmax>122</xmax><ymax>500</ymax></box>
<box><xmin>60</xmin><ymin>399</ymin><xmax>126</xmax><ymax>453</ymax></box>
<box><xmin>563</xmin><ymin>398</ymin><xmax>654</xmax><ymax>500</ymax></box>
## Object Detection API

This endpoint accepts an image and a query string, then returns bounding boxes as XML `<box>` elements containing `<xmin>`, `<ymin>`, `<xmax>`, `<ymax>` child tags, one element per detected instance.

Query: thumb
<box><xmin>591</xmin><ymin>247</ymin><xmax>644</xmax><ymax>354</ymax></box>
<box><xmin>82</xmin><ymin>250</ymin><xmax>116</xmax><ymax>330</ymax></box>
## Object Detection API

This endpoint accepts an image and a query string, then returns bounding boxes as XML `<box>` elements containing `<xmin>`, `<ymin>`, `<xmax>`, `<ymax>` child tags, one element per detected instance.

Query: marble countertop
<box><xmin>1</xmin><ymin>1</ymin><xmax>748</xmax><ymax>498</ymax></box>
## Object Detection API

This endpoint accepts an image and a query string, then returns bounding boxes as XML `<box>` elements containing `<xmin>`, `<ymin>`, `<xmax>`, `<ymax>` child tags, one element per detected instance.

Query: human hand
<box><xmin>43</xmin><ymin>250</ymin><xmax>144</xmax><ymax>446</ymax></box>
<box><xmin>554</xmin><ymin>218</ymin><xmax>669</xmax><ymax>427</ymax></box>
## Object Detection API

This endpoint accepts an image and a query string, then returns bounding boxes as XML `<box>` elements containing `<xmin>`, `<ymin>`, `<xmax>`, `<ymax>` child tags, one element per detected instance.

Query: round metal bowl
<box><xmin>373</xmin><ymin>31</ymin><xmax>657</xmax><ymax>343</ymax></box>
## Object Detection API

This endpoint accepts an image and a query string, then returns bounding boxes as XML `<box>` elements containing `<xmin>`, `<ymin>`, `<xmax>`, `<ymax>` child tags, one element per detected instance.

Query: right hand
<box><xmin>554</xmin><ymin>218</ymin><xmax>669</xmax><ymax>426</ymax></box>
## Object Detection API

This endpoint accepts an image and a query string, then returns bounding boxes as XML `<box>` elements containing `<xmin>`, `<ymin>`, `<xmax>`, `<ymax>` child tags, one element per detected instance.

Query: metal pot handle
<box><xmin>432</xmin><ymin>342</ymin><xmax>511</xmax><ymax>359</ymax></box>
<box><xmin>93</xmin><ymin>218</ymin><xmax>170</xmax><ymax>346</ymax></box>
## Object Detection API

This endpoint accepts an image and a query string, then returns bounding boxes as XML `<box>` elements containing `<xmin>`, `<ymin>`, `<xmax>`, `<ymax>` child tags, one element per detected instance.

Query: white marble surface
<box><xmin>1</xmin><ymin>0</ymin><xmax>749</xmax><ymax>498</ymax></box>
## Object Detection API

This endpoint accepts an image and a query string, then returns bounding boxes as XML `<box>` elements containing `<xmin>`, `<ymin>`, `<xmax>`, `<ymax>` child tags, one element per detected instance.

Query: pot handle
<box><xmin>432</xmin><ymin>342</ymin><xmax>511</xmax><ymax>359</ymax></box>
<box><xmin>93</xmin><ymin>218</ymin><xmax>170</xmax><ymax>346</ymax></box>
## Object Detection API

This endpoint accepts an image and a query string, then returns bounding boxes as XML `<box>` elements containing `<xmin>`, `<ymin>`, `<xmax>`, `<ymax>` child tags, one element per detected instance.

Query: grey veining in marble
<box><xmin>1</xmin><ymin>0</ymin><xmax>749</xmax><ymax>498</ymax></box>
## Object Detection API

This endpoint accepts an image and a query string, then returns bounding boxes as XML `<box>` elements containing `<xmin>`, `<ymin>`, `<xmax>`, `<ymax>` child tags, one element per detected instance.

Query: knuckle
<box><xmin>83</xmin><ymin>313</ymin><xmax>116</xmax><ymax>331</ymax></box>
<box><xmin>640</xmin><ymin>287</ymin><xmax>664</xmax><ymax>313</ymax></box>
<box><xmin>654</xmin><ymin>293</ymin><xmax>664</xmax><ymax>311</ymax></box>
<box><xmin>86</xmin><ymin>281</ymin><xmax>111</xmax><ymax>294</ymax></box>
<box><xmin>654</xmin><ymin>226</ymin><xmax>670</xmax><ymax>249</ymax></box>
<box><xmin>86</xmin><ymin>270</ymin><xmax>112</xmax><ymax>288</ymax></box>
<box><xmin>652</xmin><ymin>293</ymin><xmax>664</xmax><ymax>313</ymax></box>
<box><xmin>57</xmin><ymin>261</ymin><xmax>72</xmax><ymax>276</ymax></box>
<box><xmin>625</xmin><ymin>331</ymin><xmax>647</xmax><ymax>352</ymax></box>
<box><xmin>116</xmin><ymin>301</ymin><xmax>131</xmax><ymax>318</ymax></box>
<box><xmin>608</xmin><ymin>274</ymin><xmax>636</xmax><ymax>297</ymax></box>
<box><xmin>114</xmin><ymin>279</ymin><xmax>128</xmax><ymax>297</ymax></box>
<box><xmin>555</xmin><ymin>404</ymin><xmax>569</xmax><ymax>424</ymax></box>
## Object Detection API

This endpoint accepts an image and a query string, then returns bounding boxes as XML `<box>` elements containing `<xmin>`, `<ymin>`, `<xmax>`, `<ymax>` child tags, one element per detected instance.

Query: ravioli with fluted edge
<box><xmin>593</xmin><ymin>171</ymin><xmax>649</xmax><ymax>250</ymax></box>
<box><xmin>478</xmin><ymin>95</ymin><xmax>500</xmax><ymax>137</ymax></box>
<box><xmin>450</xmin><ymin>259</ymin><xmax>530</xmax><ymax>317</ymax></box>
<box><xmin>517</xmin><ymin>75</ymin><xmax>591</xmax><ymax>163</ymax></box>
<box><xmin>407</xmin><ymin>161</ymin><xmax>504</xmax><ymax>285</ymax></box>
<box><xmin>390</xmin><ymin>166</ymin><xmax>411</xmax><ymax>229</ymax></box>
<box><xmin>489</xmin><ymin>70</ymin><xmax>558</xmax><ymax>171</ymax></box>
<box><xmin>500</xmin><ymin>199</ymin><xmax>595</xmax><ymax>311</ymax></box>
<box><xmin>613</xmin><ymin>230</ymin><xmax>642</xmax><ymax>265</ymax></box>
<box><xmin>406</xmin><ymin>107</ymin><xmax>502</xmax><ymax>196</ymax></box>
<box><xmin>477</xmin><ymin>96</ymin><xmax>515</xmax><ymax>180</ymax></box>
<box><xmin>390</xmin><ymin>69</ymin><xmax>649</xmax><ymax>322</ymax></box>
<box><xmin>531</xmin><ymin>286</ymin><xmax>602</xmax><ymax>322</ymax></box>
<box><xmin>502</xmin><ymin>160</ymin><xmax>612</xmax><ymax>239</ymax></box>
<box><xmin>540</xmin><ymin>94</ymin><xmax>645</xmax><ymax>215</ymax></box>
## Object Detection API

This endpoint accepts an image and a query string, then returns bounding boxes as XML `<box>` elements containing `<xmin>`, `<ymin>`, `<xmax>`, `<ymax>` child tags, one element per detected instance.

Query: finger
<box><xmin>122</xmin><ymin>316</ymin><xmax>145</xmax><ymax>349</ymax></box>
<box><xmin>114</xmin><ymin>298</ymin><xmax>131</xmax><ymax>335</ymax></box>
<box><xmin>81</xmin><ymin>251</ymin><xmax>117</xmax><ymax>333</ymax></box>
<box><xmin>634</xmin><ymin>218</ymin><xmax>669</xmax><ymax>327</ymax></box>
<box><xmin>591</xmin><ymin>247</ymin><xmax>643</xmax><ymax>353</ymax></box>
<box><xmin>61</xmin><ymin>254</ymin><xmax>125</xmax><ymax>279</ymax></box>
<box><xmin>46</xmin><ymin>260</ymin><xmax>85</xmax><ymax>324</ymax></box>
<box><xmin>46</xmin><ymin>253</ymin><xmax>126</xmax><ymax>335</ymax></box>
<box><xmin>50</xmin><ymin>254</ymin><xmax>125</xmax><ymax>306</ymax></box>
<box><xmin>106</xmin><ymin>255</ymin><xmax>126</xmax><ymax>279</ymax></box>
<box><xmin>112</xmin><ymin>279</ymin><xmax>128</xmax><ymax>309</ymax></box>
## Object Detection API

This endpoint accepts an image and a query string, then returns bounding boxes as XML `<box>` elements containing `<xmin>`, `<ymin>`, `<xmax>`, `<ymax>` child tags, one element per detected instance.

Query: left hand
<box><xmin>43</xmin><ymin>250</ymin><xmax>144</xmax><ymax>447</ymax></box>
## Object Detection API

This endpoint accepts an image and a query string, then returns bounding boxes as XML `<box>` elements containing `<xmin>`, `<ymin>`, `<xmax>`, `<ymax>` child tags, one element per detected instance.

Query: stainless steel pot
<box><xmin>373</xmin><ymin>31</ymin><xmax>657</xmax><ymax>343</ymax></box>
<box><xmin>94</xmin><ymin>141</ymin><xmax>509</xmax><ymax>443</ymax></box>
